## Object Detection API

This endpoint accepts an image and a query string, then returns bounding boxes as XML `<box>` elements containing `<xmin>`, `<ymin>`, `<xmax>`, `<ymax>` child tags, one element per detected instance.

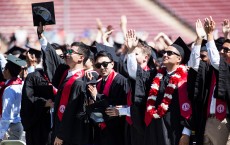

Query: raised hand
<box><xmin>102</xmin><ymin>29</ymin><xmax>114</xmax><ymax>46</ymax></box>
<box><xmin>26</xmin><ymin>52</ymin><xmax>37</xmax><ymax>66</ymax></box>
<box><xmin>222</xmin><ymin>19</ymin><xmax>230</xmax><ymax>39</ymax></box>
<box><xmin>37</xmin><ymin>22</ymin><xmax>46</xmax><ymax>39</ymax></box>
<box><xmin>125</xmin><ymin>29</ymin><xmax>138</xmax><ymax>53</ymax></box>
<box><xmin>96</xmin><ymin>18</ymin><xmax>103</xmax><ymax>31</ymax></box>
<box><xmin>120</xmin><ymin>15</ymin><xmax>127</xmax><ymax>34</ymax></box>
<box><xmin>196</xmin><ymin>19</ymin><xmax>206</xmax><ymax>39</ymax></box>
<box><xmin>204</xmin><ymin>16</ymin><xmax>216</xmax><ymax>35</ymax></box>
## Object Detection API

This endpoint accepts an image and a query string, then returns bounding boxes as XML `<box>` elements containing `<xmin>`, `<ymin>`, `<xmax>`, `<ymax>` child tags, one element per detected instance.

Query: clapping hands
<box><xmin>204</xmin><ymin>16</ymin><xmax>216</xmax><ymax>35</ymax></box>
<box><xmin>195</xmin><ymin>19</ymin><xmax>206</xmax><ymax>39</ymax></box>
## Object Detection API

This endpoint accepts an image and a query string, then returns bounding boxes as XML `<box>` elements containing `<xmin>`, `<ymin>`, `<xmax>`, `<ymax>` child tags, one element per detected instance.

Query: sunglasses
<box><xmin>162</xmin><ymin>50</ymin><xmax>180</xmax><ymax>56</ymax></box>
<box><xmin>95</xmin><ymin>61</ymin><xmax>112</xmax><ymax>69</ymax></box>
<box><xmin>221</xmin><ymin>47</ymin><xmax>230</xmax><ymax>53</ymax></box>
<box><xmin>66</xmin><ymin>49</ymin><xmax>83</xmax><ymax>55</ymax></box>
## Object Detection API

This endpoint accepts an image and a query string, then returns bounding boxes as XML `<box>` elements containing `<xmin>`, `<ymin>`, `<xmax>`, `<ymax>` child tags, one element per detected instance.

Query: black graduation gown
<box><xmin>187</xmin><ymin>61</ymin><xmax>218</xmax><ymax>145</ymax></box>
<box><xmin>53</xmin><ymin>77</ymin><xmax>90</xmax><ymax>145</ymax></box>
<box><xmin>116</xmin><ymin>56</ymin><xmax>156</xmax><ymax>145</ymax></box>
<box><xmin>217</xmin><ymin>57</ymin><xmax>230</xmax><ymax>107</ymax></box>
<box><xmin>21</xmin><ymin>69</ymin><xmax>53</xmax><ymax>145</ymax></box>
<box><xmin>42</xmin><ymin>43</ymin><xmax>91</xmax><ymax>145</ymax></box>
<box><xmin>94</xmin><ymin>73</ymin><xmax>130</xmax><ymax>145</ymax></box>
<box><xmin>144</xmin><ymin>72</ymin><xmax>191</xmax><ymax>145</ymax></box>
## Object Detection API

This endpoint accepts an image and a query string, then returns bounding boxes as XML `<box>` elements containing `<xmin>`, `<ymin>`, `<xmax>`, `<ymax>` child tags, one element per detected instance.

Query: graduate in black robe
<box><xmin>116</xmin><ymin>30</ymin><xmax>156</xmax><ymax>145</ymax></box>
<box><xmin>21</xmin><ymin>68</ymin><xmax>54</xmax><ymax>145</ymax></box>
<box><xmin>217</xmin><ymin>39</ymin><xmax>230</xmax><ymax>109</ymax></box>
<box><xmin>87</xmin><ymin>50</ymin><xmax>130</xmax><ymax>145</ymax></box>
<box><xmin>144</xmin><ymin>37</ymin><xmax>192</xmax><ymax>145</ymax></box>
<box><xmin>38</xmin><ymin>27</ymin><xmax>91</xmax><ymax>145</ymax></box>
<box><xmin>20</xmin><ymin>46</ymin><xmax>55</xmax><ymax>145</ymax></box>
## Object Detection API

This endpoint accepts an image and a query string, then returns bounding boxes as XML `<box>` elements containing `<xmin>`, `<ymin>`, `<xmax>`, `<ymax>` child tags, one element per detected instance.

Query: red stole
<box><xmin>96</xmin><ymin>70</ymin><xmax>117</xmax><ymax>129</ymax></box>
<box><xmin>207</xmin><ymin>72</ymin><xmax>227</xmax><ymax>121</ymax></box>
<box><xmin>0</xmin><ymin>77</ymin><xmax>22</xmax><ymax>115</ymax></box>
<box><xmin>178</xmin><ymin>72</ymin><xmax>192</xmax><ymax>120</ymax></box>
<box><xmin>96</xmin><ymin>70</ymin><xmax>117</xmax><ymax>96</ymax></box>
<box><xmin>57</xmin><ymin>69</ymin><xmax>85</xmax><ymax>121</ymax></box>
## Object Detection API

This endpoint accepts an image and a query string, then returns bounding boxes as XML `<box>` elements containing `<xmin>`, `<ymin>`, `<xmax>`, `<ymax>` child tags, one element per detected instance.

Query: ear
<box><xmin>177</xmin><ymin>56</ymin><xmax>182</xmax><ymax>64</ymax></box>
<box><xmin>111</xmin><ymin>61</ymin><xmax>114</xmax><ymax>68</ymax></box>
<box><xmin>78</xmin><ymin>55</ymin><xmax>84</xmax><ymax>62</ymax></box>
<box><xmin>144</xmin><ymin>55</ymin><xmax>150</xmax><ymax>62</ymax></box>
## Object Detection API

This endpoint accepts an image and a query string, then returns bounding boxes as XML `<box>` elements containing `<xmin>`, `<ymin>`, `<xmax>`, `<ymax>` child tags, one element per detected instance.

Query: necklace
<box><xmin>146</xmin><ymin>65</ymin><xmax>187</xmax><ymax>119</ymax></box>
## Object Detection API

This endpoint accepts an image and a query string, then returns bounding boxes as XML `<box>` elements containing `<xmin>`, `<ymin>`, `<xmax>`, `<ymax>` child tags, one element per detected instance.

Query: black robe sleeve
<box><xmin>42</xmin><ymin>43</ymin><xmax>66</xmax><ymax>84</ymax></box>
<box><xmin>20</xmin><ymin>71</ymin><xmax>50</xmax><ymax>130</ymax></box>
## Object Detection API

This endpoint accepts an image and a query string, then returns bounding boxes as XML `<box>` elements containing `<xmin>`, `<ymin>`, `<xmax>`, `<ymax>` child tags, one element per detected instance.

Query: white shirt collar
<box><xmin>66</xmin><ymin>68</ymin><xmax>83</xmax><ymax>78</ymax></box>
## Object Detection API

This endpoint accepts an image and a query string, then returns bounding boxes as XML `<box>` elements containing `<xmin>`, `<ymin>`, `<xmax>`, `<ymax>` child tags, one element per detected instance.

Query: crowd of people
<box><xmin>0</xmin><ymin>15</ymin><xmax>229</xmax><ymax>145</ymax></box>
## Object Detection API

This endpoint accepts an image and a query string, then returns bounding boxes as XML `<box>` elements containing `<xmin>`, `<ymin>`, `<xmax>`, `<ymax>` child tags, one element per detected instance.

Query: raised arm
<box><xmin>222</xmin><ymin>19</ymin><xmax>230</xmax><ymax>40</ymax></box>
<box><xmin>188</xmin><ymin>19</ymin><xmax>205</xmax><ymax>71</ymax></box>
<box><xmin>204</xmin><ymin>16</ymin><xmax>220</xmax><ymax>70</ymax></box>
<box><xmin>37</xmin><ymin>23</ymin><xmax>65</xmax><ymax>81</ymax></box>
<box><xmin>125</xmin><ymin>29</ymin><xmax>139</xmax><ymax>79</ymax></box>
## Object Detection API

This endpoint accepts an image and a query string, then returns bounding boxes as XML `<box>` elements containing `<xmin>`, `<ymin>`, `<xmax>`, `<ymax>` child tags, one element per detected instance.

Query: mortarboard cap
<box><xmin>19</xmin><ymin>54</ymin><xmax>27</xmax><ymax>61</ymax></box>
<box><xmin>5</xmin><ymin>46</ymin><xmax>27</xmax><ymax>56</ymax></box>
<box><xmin>7</xmin><ymin>54</ymin><xmax>27</xmax><ymax>68</ymax></box>
<box><xmin>171</xmin><ymin>37</ymin><xmax>191</xmax><ymax>64</ymax></box>
<box><xmin>86</xmin><ymin>99</ymin><xmax>110</xmax><ymax>123</ymax></box>
<box><xmin>32</xmin><ymin>1</ymin><xmax>56</xmax><ymax>26</ymax></box>
<box><xmin>95</xmin><ymin>43</ymin><xmax>119</xmax><ymax>62</ymax></box>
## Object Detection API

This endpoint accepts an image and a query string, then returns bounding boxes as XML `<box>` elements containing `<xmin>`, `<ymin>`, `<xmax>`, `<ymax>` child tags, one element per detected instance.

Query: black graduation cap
<box><xmin>171</xmin><ymin>37</ymin><xmax>191</xmax><ymax>64</ymax></box>
<box><xmin>6</xmin><ymin>54</ymin><xmax>27</xmax><ymax>68</ymax></box>
<box><xmin>95</xmin><ymin>43</ymin><xmax>119</xmax><ymax>62</ymax></box>
<box><xmin>86</xmin><ymin>99</ymin><xmax>110</xmax><ymax>123</ymax></box>
<box><xmin>5</xmin><ymin>46</ymin><xmax>27</xmax><ymax>56</ymax></box>
<box><xmin>201</xmin><ymin>39</ymin><xmax>207</xmax><ymax>52</ymax></box>
<box><xmin>26</xmin><ymin>45</ymin><xmax>41</xmax><ymax>59</ymax></box>
<box><xmin>32</xmin><ymin>1</ymin><xmax>56</xmax><ymax>26</ymax></box>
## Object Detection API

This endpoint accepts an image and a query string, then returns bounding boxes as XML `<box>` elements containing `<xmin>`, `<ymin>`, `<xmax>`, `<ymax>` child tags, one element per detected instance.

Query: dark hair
<box><xmin>224</xmin><ymin>39</ymin><xmax>230</xmax><ymax>44</ymax></box>
<box><xmin>5</xmin><ymin>62</ymin><xmax>21</xmax><ymax>77</ymax></box>
<box><xmin>51</xmin><ymin>43</ymin><xmax>68</xmax><ymax>55</ymax></box>
<box><xmin>71</xmin><ymin>42</ymin><xmax>90</xmax><ymax>65</ymax></box>
<box><xmin>94</xmin><ymin>51</ymin><xmax>113</xmax><ymax>62</ymax></box>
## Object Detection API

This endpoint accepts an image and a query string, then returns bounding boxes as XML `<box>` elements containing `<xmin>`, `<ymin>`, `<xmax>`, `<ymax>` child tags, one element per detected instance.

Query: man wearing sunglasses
<box><xmin>196</xmin><ymin>17</ymin><xmax>230</xmax><ymax>145</ymax></box>
<box><xmin>37</xmin><ymin>24</ymin><xmax>91</xmax><ymax>145</ymax></box>
<box><xmin>87</xmin><ymin>50</ymin><xmax>130</xmax><ymax>145</ymax></box>
<box><xmin>143</xmin><ymin>35</ymin><xmax>192</xmax><ymax>145</ymax></box>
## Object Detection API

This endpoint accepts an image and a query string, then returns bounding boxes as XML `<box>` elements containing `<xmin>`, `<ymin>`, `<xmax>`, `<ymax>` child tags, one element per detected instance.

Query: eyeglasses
<box><xmin>222</xmin><ymin>47</ymin><xmax>230</xmax><ymax>53</ymax></box>
<box><xmin>95</xmin><ymin>61</ymin><xmax>112</xmax><ymax>69</ymax></box>
<box><xmin>162</xmin><ymin>50</ymin><xmax>180</xmax><ymax>56</ymax></box>
<box><xmin>66</xmin><ymin>49</ymin><xmax>83</xmax><ymax>55</ymax></box>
